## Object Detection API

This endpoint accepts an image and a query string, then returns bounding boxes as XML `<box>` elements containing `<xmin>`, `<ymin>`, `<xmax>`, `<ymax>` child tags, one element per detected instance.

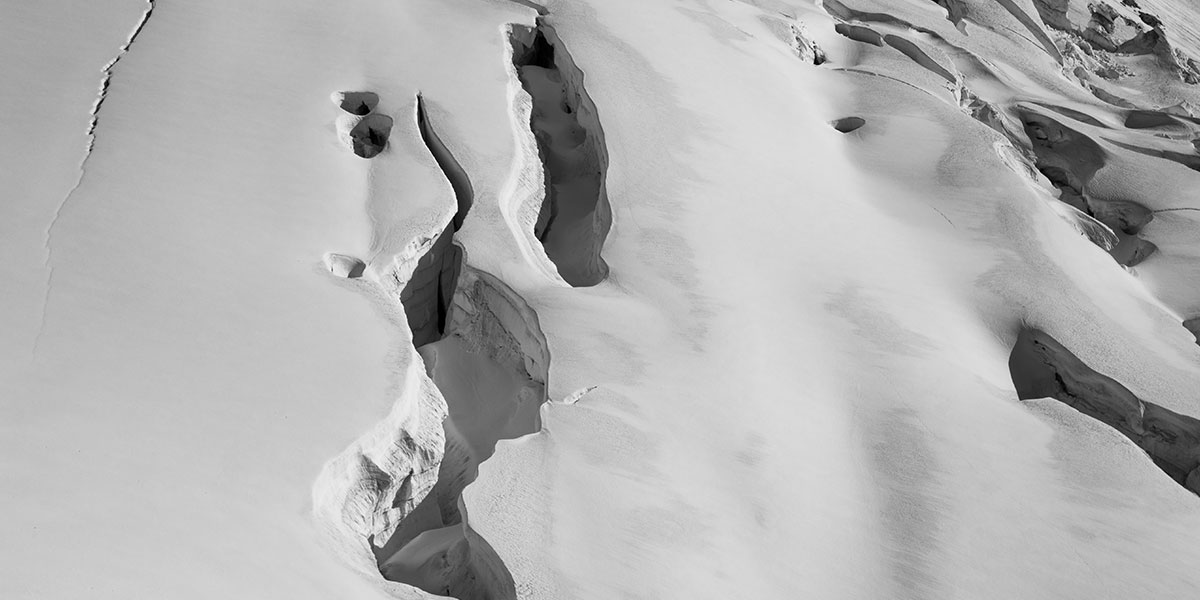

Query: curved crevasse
<box><xmin>417</xmin><ymin>94</ymin><xmax>475</xmax><ymax>231</ymax></box>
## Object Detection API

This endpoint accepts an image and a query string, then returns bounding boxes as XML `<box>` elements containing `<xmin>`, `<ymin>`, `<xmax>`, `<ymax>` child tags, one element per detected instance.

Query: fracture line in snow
<box><xmin>1151</xmin><ymin>207</ymin><xmax>1200</xmax><ymax>214</ymax></box>
<box><xmin>34</xmin><ymin>1</ymin><xmax>155</xmax><ymax>357</ymax></box>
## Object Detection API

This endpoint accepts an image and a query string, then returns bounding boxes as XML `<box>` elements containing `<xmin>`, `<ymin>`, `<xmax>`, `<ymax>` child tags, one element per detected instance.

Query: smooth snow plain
<box><xmin>4</xmin><ymin>0</ymin><xmax>1200</xmax><ymax>598</ymax></box>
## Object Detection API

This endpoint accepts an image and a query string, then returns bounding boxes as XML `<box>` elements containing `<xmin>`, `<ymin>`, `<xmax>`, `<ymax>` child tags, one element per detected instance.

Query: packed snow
<box><xmin>4</xmin><ymin>0</ymin><xmax>1200</xmax><ymax>598</ymax></box>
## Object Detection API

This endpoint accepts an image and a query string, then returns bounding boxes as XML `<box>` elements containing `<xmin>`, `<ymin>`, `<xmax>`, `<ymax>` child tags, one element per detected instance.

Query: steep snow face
<box><xmin>7</xmin><ymin>0</ymin><xmax>1200</xmax><ymax>599</ymax></box>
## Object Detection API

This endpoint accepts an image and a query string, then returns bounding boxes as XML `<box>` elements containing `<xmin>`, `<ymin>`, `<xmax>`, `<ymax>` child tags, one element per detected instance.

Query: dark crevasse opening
<box><xmin>417</xmin><ymin>94</ymin><xmax>475</xmax><ymax>231</ymax></box>
<box><xmin>1018</xmin><ymin>109</ymin><xmax>1158</xmax><ymax>266</ymax></box>
<box><xmin>376</xmin><ymin>258</ymin><xmax>549</xmax><ymax>600</ymax></box>
<box><xmin>510</xmin><ymin>18</ymin><xmax>612</xmax><ymax>287</ymax></box>
<box><xmin>831</xmin><ymin>116</ymin><xmax>866</xmax><ymax>133</ymax></box>
<box><xmin>399</xmin><ymin>225</ymin><xmax>463</xmax><ymax>349</ymax></box>
<box><xmin>371</xmin><ymin>136</ymin><xmax>550</xmax><ymax>596</ymax></box>
<box><xmin>1009</xmin><ymin>328</ymin><xmax>1200</xmax><ymax>495</ymax></box>
<box><xmin>1185</xmin><ymin>318</ymin><xmax>1200</xmax><ymax>345</ymax></box>
<box><xmin>350</xmin><ymin>114</ymin><xmax>394</xmax><ymax>159</ymax></box>
<box><xmin>334</xmin><ymin>91</ymin><xmax>380</xmax><ymax>116</ymax></box>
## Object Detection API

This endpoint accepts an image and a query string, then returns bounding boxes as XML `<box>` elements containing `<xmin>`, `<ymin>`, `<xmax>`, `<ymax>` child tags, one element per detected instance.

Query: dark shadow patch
<box><xmin>325</xmin><ymin>253</ymin><xmax>366</xmax><ymax>278</ymax></box>
<box><xmin>398</xmin><ymin>230</ymin><xmax>462</xmax><ymax>347</ymax></box>
<box><xmin>831</xmin><ymin>116</ymin><xmax>866</xmax><ymax>133</ymax></box>
<box><xmin>1019</xmin><ymin>108</ymin><xmax>1108</xmax><ymax>194</ymax></box>
<box><xmin>417</xmin><ymin>94</ymin><xmax>475</xmax><ymax>231</ymax></box>
<box><xmin>334</xmin><ymin>91</ymin><xmax>380</xmax><ymax>116</ymax></box>
<box><xmin>1184</xmin><ymin>318</ymin><xmax>1200</xmax><ymax>346</ymax></box>
<box><xmin>835</xmin><ymin>23</ymin><xmax>885</xmax><ymax>46</ymax></box>
<box><xmin>350</xmin><ymin>114</ymin><xmax>393</xmax><ymax>159</ymax></box>
<box><xmin>510</xmin><ymin>19</ymin><xmax>612</xmax><ymax>286</ymax></box>
<box><xmin>1009</xmin><ymin>328</ymin><xmax>1200</xmax><ymax>494</ymax></box>
<box><xmin>1126</xmin><ymin>109</ymin><xmax>1183</xmax><ymax>129</ymax></box>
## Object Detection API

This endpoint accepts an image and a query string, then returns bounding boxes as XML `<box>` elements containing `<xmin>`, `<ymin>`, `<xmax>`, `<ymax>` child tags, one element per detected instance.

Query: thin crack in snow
<box><xmin>1151</xmin><ymin>207</ymin><xmax>1200</xmax><ymax>214</ymax></box>
<box><xmin>930</xmin><ymin>206</ymin><xmax>956</xmax><ymax>227</ymax></box>
<box><xmin>561</xmin><ymin>385</ymin><xmax>598</xmax><ymax>405</ymax></box>
<box><xmin>34</xmin><ymin>1</ymin><xmax>155</xmax><ymax>356</ymax></box>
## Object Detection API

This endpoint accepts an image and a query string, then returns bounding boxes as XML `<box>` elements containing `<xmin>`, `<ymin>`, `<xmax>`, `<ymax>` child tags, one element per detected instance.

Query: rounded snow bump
<box><xmin>325</xmin><ymin>253</ymin><xmax>366</xmax><ymax>278</ymax></box>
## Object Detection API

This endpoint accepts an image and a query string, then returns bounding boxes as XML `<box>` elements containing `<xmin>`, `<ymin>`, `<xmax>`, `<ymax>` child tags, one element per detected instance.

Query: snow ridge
<box><xmin>35</xmin><ymin>0</ymin><xmax>155</xmax><ymax>355</ymax></box>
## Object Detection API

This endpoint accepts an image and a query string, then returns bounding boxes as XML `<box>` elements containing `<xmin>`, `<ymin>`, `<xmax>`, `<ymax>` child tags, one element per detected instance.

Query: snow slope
<box><xmin>4</xmin><ymin>0</ymin><xmax>1200</xmax><ymax>598</ymax></box>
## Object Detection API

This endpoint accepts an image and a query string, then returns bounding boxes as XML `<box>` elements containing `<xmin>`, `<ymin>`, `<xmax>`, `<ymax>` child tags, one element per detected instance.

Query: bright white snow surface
<box><xmin>4</xmin><ymin>0</ymin><xmax>1200</xmax><ymax>598</ymax></box>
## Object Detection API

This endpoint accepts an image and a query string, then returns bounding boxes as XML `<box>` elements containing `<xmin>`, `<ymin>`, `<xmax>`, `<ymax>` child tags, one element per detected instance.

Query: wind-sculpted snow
<box><xmin>16</xmin><ymin>0</ymin><xmax>1200</xmax><ymax>597</ymax></box>
<box><xmin>1010</xmin><ymin>328</ymin><xmax>1200</xmax><ymax>495</ymax></box>
<box><xmin>509</xmin><ymin>19</ymin><xmax>612</xmax><ymax>287</ymax></box>
<box><xmin>326</xmin><ymin>253</ymin><xmax>367</xmax><ymax>279</ymax></box>
<box><xmin>1015</xmin><ymin>107</ymin><xmax>1164</xmax><ymax>265</ymax></box>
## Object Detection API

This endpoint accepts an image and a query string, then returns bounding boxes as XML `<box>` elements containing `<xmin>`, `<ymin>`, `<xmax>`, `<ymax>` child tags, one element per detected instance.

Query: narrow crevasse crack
<box><xmin>1152</xmin><ymin>207</ymin><xmax>1200</xmax><ymax>214</ymax></box>
<box><xmin>35</xmin><ymin>0</ymin><xmax>155</xmax><ymax>356</ymax></box>
<box><xmin>417</xmin><ymin>94</ymin><xmax>475</xmax><ymax>231</ymax></box>
<box><xmin>832</xmin><ymin>67</ymin><xmax>940</xmax><ymax>99</ymax></box>
<box><xmin>818</xmin><ymin>1</ymin><xmax>1162</xmax><ymax>266</ymax></box>
<box><xmin>509</xmin><ymin>18</ymin><xmax>612</xmax><ymax>287</ymax></box>
<box><xmin>1009</xmin><ymin>328</ymin><xmax>1200</xmax><ymax>495</ymax></box>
